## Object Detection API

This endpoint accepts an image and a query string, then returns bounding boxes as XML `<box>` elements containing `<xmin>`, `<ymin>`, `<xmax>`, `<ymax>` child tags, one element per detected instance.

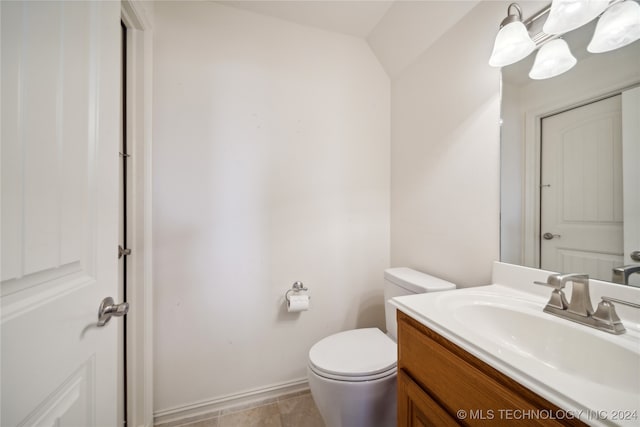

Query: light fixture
<box><xmin>529</xmin><ymin>39</ymin><xmax>577</xmax><ymax>79</ymax></box>
<box><xmin>489</xmin><ymin>3</ymin><xmax>536</xmax><ymax>67</ymax></box>
<box><xmin>587</xmin><ymin>0</ymin><xmax>640</xmax><ymax>53</ymax></box>
<box><xmin>489</xmin><ymin>0</ymin><xmax>640</xmax><ymax>80</ymax></box>
<box><xmin>490</xmin><ymin>1</ymin><xmax>640</xmax><ymax>80</ymax></box>
<box><xmin>543</xmin><ymin>0</ymin><xmax>609</xmax><ymax>35</ymax></box>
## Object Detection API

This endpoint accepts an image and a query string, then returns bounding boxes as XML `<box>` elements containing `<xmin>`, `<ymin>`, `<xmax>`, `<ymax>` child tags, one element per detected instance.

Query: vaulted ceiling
<box><xmin>215</xmin><ymin>0</ymin><xmax>484</xmax><ymax>78</ymax></box>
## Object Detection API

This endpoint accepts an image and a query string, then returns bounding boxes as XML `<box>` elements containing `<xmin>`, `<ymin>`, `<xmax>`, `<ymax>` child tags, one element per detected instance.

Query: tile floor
<box><xmin>157</xmin><ymin>392</ymin><xmax>325</xmax><ymax>427</ymax></box>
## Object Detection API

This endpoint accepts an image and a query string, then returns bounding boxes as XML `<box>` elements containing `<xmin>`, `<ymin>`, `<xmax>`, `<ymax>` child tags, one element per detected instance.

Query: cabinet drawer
<box><xmin>398</xmin><ymin>369</ymin><xmax>459</xmax><ymax>427</ymax></box>
<box><xmin>397</xmin><ymin>311</ymin><xmax>585</xmax><ymax>426</ymax></box>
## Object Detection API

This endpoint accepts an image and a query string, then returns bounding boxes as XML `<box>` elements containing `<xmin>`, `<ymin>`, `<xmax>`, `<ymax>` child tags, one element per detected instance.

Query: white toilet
<box><xmin>307</xmin><ymin>267</ymin><xmax>456</xmax><ymax>427</ymax></box>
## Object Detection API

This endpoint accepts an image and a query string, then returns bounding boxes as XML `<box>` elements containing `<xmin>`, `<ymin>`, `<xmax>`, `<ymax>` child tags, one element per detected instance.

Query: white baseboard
<box><xmin>153</xmin><ymin>378</ymin><xmax>309</xmax><ymax>426</ymax></box>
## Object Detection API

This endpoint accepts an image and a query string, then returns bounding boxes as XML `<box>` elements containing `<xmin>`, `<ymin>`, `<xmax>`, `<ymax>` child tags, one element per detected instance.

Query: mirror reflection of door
<box><xmin>540</xmin><ymin>95</ymin><xmax>624</xmax><ymax>282</ymax></box>
<box><xmin>622</xmin><ymin>87</ymin><xmax>640</xmax><ymax>287</ymax></box>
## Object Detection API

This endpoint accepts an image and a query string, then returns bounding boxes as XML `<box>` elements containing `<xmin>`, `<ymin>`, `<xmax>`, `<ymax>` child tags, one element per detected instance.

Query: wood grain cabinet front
<box><xmin>398</xmin><ymin>369</ymin><xmax>460</xmax><ymax>427</ymax></box>
<box><xmin>397</xmin><ymin>311</ymin><xmax>586</xmax><ymax>427</ymax></box>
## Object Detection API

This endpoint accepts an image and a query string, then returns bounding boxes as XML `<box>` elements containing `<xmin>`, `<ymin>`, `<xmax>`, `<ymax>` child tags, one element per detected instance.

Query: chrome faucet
<box><xmin>564</xmin><ymin>274</ymin><xmax>593</xmax><ymax>316</ymax></box>
<box><xmin>535</xmin><ymin>273</ymin><xmax>640</xmax><ymax>334</ymax></box>
<box><xmin>535</xmin><ymin>273</ymin><xmax>592</xmax><ymax>314</ymax></box>
<box><xmin>612</xmin><ymin>265</ymin><xmax>640</xmax><ymax>286</ymax></box>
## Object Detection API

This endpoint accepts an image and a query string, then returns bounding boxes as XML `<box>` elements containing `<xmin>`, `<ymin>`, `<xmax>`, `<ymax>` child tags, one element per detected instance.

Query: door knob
<box><xmin>543</xmin><ymin>232</ymin><xmax>561</xmax><ymax>240</ymax></box>
<box><xmin>631</xmin><ymin>251</ymin><xmax>640</xmax><ymax>262</ymax></box>
<box><xmin>97</xmin><ymin>297</ymin><xmax>129</xmax><ymax>327</ymax></box>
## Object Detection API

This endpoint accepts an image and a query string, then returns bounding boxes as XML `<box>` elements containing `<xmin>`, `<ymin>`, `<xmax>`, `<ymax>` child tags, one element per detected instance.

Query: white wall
<box><xmin>390</xmin><ymin>1</ymin><xmax>503</xmax><ymax>287</ymax></box>
<box><xmin>152</xmin><ymin>1</ymin><xmax>389</xmax><ymax>414</ymax></box>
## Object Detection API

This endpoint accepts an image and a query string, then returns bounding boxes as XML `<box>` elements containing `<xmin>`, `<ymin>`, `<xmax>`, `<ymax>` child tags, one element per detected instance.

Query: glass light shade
<box><xmin>489</xmin><ymin>21</ymin><xmax>536</xmax><ymax>67</ymax></box>
<box><xmin>529</xmin><ymin>39</ymin><xmax>577</xmax><ymax>80</ymax></box>
<box><xmin>588</xmin><ymin>0</ymin><xmax>640</xmax><ymax>53</ymax></box>
<box><xmin>543</xmin><ymin>0</ymin><xmax>609</xmax><ymax>35</ymax></box>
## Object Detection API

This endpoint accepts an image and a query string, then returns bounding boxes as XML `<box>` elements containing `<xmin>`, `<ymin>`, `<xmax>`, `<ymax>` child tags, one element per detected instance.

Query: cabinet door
<box><xmin>398</xmin><ymin>370</ymin><xmax>459</xmax><ymax>427</ymax></box>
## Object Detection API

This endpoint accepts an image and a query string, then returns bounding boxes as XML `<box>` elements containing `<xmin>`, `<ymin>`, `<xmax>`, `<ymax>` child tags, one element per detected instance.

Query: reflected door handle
<box><xmin>97</xmin><ymin>297</ymin><xmax>129</xmax><ymax>326</ymax></box>
<box><xmin>631</xmin><ymin>251</ymin><xmax>640</xmax><ymax>262</ymax></box>
<box><xmin>543</xmin><ymin>232</ymin><xmax>561</xmax><ymax>240</ymax></box>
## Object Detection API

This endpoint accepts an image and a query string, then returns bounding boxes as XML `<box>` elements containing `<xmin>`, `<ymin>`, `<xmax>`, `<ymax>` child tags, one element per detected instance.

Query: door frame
<box><xmin>120</xmin><ymin>1</ymin><xmax>154</xmax><ymax>426</ymax></box>
<box><xmin>521</xmin><ymin>79</ymin><xmax>640</xmax><ymax>269</ymax></box>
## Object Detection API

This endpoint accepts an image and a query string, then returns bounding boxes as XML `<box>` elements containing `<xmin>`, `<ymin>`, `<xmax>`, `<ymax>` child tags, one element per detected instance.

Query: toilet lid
<box><xmin>308</xmin><ymin>328</ymin><xmax>397</xmax><ymax>379</ymax></box>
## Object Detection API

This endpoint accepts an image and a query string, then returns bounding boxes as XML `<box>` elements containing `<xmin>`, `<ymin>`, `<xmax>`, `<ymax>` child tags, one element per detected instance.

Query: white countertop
<box><xmin>390</xmin><ymin>262</ymin><xmax>640</xmax><ymax>427</ymax></box>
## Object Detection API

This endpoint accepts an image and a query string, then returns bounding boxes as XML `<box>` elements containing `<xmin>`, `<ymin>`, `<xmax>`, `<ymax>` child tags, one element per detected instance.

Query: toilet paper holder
<box><xmin>285</xmin><ymin>281</ymin><xmax>309</xmax><ymax>302</ymax></box>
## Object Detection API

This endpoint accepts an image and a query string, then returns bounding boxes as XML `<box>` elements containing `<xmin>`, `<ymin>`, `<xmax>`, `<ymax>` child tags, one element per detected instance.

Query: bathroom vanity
<box><xmin>397</xmin><ymin>311</ymin><xmax>584</xmax><ymax>426</ymax></box>
<box><xmin>392</xmin><ymin>262</ymin><xmax>640</xmax><ymax>427</ymax></box>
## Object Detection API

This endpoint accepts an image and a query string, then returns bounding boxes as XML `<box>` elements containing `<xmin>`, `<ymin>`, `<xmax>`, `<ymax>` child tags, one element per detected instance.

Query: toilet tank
<box><xmin>384</xmin><ymin>267</ymin><xmax>456</xmax><ymax>341</ymax></box>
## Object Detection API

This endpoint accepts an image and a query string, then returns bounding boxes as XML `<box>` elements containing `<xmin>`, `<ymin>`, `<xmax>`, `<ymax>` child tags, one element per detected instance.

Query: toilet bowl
<box><xmin>307</xmin><ymin>268</ymin><xmax>456</xmax><ymax>427</ymax></box>
<box><xmin>308</xmin><ymin>328</ymin><xmax>397</xmax><ymax>427</ymax></box>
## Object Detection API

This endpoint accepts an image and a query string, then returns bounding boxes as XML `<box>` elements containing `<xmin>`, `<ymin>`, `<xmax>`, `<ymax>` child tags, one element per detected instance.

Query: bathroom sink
<box><xmin>391</xmin><ymin>279</ymin><xmax>640</xmax><ymax>427</ymax></box>
<box><xmin>448</xmin><ymin>293</ymin><xmax>640</xmax><ymax>393</ymax></box>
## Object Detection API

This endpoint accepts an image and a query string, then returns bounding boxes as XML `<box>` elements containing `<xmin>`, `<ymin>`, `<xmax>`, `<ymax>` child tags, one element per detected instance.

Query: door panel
<box><xmin>540</xmin><ymin>95</ymin><xmax>624</xmax><ymax>280</ymax></box>
<box><xmin>1</xmin><ymin>1</ymin><xmax>121</xmax><ymax>426</ymax></box>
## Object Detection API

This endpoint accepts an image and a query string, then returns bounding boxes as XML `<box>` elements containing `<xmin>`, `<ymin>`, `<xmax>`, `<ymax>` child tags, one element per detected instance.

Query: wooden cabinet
<box><xmin>397</xmin><ymin>311</ymin><xmax>586</xmax><ymax>427</ymax></box>
<box><xmin>398</xmin><ymin>369</ymin><xmax>459</xmax><ymax>427</ymax></box>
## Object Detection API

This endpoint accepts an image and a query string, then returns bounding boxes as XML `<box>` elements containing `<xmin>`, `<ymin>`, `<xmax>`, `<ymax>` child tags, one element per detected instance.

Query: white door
<box><xmin>1</xmin><ymin>2</ymin><xmax>122</xmax><ymax>426</ymax></box>
<box><xmin>540</xmin><ymin>95</ymin><xmax>624</xmax><ymax>281</ymax></box>
<box><xmin>622</xmin><ymin>87</ymin><xmax>640</xmax><ymax>287</ymax></box>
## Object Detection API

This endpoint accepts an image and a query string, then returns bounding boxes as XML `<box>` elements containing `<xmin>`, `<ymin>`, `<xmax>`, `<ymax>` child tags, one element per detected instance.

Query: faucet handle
<box><xmin>592</xmin><ymin>297</ymin><xmax>640</xmax><ymax>334</ymax></box>
<box><xmin>599</xmin><ymin>296</ymin><xmax>640</xmax><ymax>310</ymax></box>
<box><xmin>534</xmin><ymin>273</ymin><xmax>588</xmax><ymax>289</ymax></box>
<box><xmin>534</xmin><ymin>273</ymin><xmax>566</xmax><ymax>289</ymax></box>
<box><xmin>534</xmin><ymin>277</ymin><xmax>569</xmax><ymax>310</ymax></box>
<box><xmin>534</xmin><ymin>280</ymin><xmax>563</xmax><ymax>289</ymax></box>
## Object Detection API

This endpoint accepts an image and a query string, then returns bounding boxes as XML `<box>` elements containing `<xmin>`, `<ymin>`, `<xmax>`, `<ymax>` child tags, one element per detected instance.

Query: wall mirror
<box><xmin>500</xmin><ymin>3</ymin><xmax>640</xmax><ymax>286</ymax></box>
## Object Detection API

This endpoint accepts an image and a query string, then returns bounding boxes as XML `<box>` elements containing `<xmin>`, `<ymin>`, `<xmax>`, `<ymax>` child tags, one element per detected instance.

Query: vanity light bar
<box><xmin>490</xmin><ymin>0</ymin><xmax>639</xmax><ymax>79</ymax></box>
<box><xmin>522</xmin><ymin>0</ymin><xmax>628</xmax><ymax>47</ymax></box>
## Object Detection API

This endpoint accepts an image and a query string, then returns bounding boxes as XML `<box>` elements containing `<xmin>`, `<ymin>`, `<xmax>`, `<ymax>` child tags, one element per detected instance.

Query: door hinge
<box><xmin>119</xmin><ymin>152</ymin><xmax>131</xmax><ymax>158</ymax></box>
<box><xmin>118</xmin><ymin>245</ymin><xmax>132</xmax><ymax>259</ymax></box>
